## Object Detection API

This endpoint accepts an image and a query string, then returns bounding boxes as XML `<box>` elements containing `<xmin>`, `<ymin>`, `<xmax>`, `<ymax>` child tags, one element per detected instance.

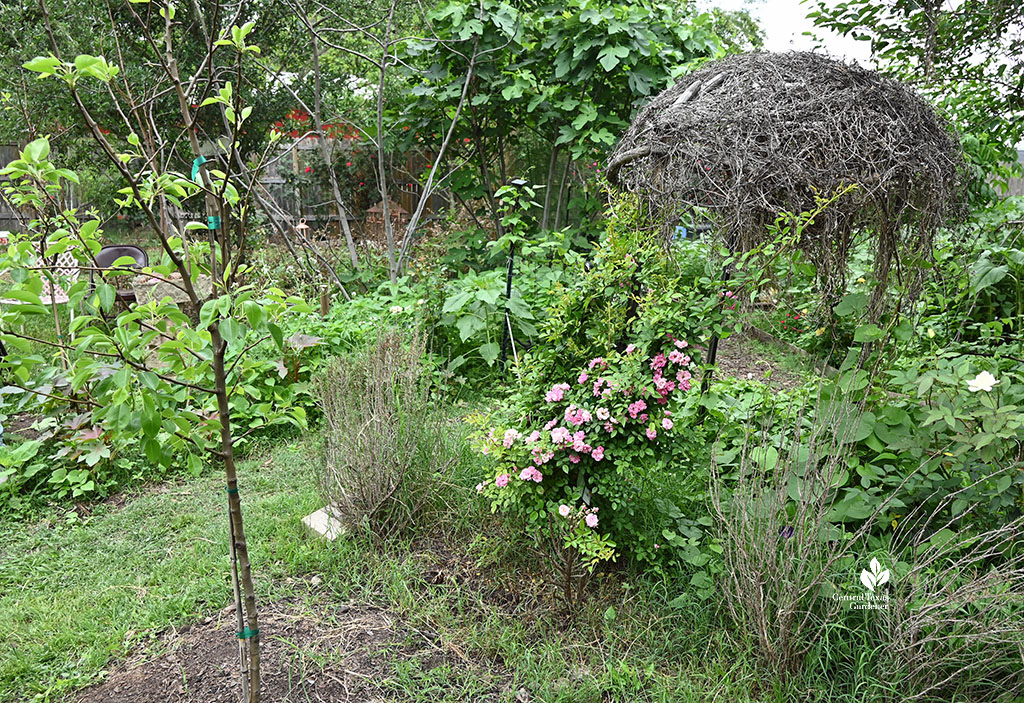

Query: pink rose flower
<box><xmin>551</xmin><ymin>427</ymin><xmax>571</xmax><ymax>445</ymax></box>
<box><xmin>545</xmin><ymin>383</ymin><xmax>570</xmax><ymax>403</ymax></box>
<box><xmin>662</xmin><ymin>417</ymin><xmax>673</xmax><ymax>430</ymax></box>
<box><xmin>592</xmin><ymin>446</ymin><xmax>605</xmax><ymax>461</ymax></box>
<box><xmin>495</xmin><ymin>473</ymin><xmax>509</xmax><ymax>487</ymax></box>
<box><xmin>558</xmin><ymin>504</ymin><xmax>571</xmax><ymax>517</ymax></box>
<box><xmin>668</xmin><ymin>350</ymin><xmax>684</xmax><ymax>364</ymax></box>
<box><xmin>628</xmin><ymin>399</ymin><xmax>647</xmax><ymax>419</ymax></box>
<box><xmin>625</xmin><ymin>344</ymin><xmax>637</xmax><ymax>354</ymax></box>
<box><xmin>585</xmin><ymin>513</ymin><xmax>599</xmax><ymax>528</ymax></box>
<box><xmin>503</xmin><ymin>428</ymin><xmax>520</xmax><ymax>448</ymax></box>
<box><xmin>577</xmin><ymin>372</ymin><xmax>589</xmax><ymax>384</ymax></box>
<box><xmin>646</xmin><ymin>427</ymin><xmax>657</xmax><ymax>440</ymax></box>
<box><xmin>674</xmin><ymin>339</ymin><xmax>688</xmax><ymax>349</ymax></box>
<box><xmin>519</xmin><ymin>466</ymin><xmax>543</xmax><ymax>482</ymax></box>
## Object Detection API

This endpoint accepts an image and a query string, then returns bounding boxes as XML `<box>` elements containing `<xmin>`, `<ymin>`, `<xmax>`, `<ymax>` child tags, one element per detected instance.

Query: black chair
<box><xmin>90</xmin><ymin>245</ymin><xmax>149</xmax><ymax>305</ymax></box>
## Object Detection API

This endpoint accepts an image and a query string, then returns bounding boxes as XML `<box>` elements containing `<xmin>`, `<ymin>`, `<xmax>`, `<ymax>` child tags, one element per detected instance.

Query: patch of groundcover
<box><xmin>73</xmin><ymin>596</ymin><xmax>508</xmax><ymax>702</ymax></box>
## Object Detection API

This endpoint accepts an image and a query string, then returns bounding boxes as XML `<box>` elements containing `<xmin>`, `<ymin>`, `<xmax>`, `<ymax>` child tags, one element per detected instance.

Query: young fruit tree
<box><xmin>0</xmin><ymin>5</ymin><xmax>312</xmax><ymax>701</ymax></box>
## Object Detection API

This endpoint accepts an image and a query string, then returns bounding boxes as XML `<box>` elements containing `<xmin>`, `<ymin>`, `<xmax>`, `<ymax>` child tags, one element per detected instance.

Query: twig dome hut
<box><xmin>607</xmin><ymin>51</ymin><xmax>967</xmax><ymax>310</ymax></box>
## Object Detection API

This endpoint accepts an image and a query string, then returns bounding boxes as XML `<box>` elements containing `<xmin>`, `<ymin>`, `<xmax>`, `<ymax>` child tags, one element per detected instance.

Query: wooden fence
<box><xmin>0</xmin><ymin>144</ymin><xmax>21</xmax><ymax>232</ymax></box>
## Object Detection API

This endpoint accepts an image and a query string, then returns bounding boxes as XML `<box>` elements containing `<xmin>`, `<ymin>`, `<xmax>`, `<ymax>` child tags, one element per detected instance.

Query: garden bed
<box><xmin>73</xmin><ymin>596</ymin><xmax>508</xmax><ymax>703</ymax></box>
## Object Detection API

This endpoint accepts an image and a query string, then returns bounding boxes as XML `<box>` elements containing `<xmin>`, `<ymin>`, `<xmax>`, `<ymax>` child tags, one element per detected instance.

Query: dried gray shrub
<box><xmin>314</xmin><ymin>330</ymin><xmax>458</xmax><ymax>540</ymax></box>
<box><xmin>710</xmin><ymin>395</ymin><xmax>891</xmax><ymax>674</ymax></box>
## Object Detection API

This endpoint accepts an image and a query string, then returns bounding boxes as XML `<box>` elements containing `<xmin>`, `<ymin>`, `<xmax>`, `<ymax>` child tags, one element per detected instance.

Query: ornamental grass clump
<box><xmin>315</xmin><ymin>330</ymin><xmax>460</xmax><ymax>540</ymax></box>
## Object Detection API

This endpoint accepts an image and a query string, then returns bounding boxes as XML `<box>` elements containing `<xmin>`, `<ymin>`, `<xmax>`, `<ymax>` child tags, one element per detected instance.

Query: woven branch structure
<box><xmin>607</xmin><ymin>51</ymin><xmax>967</xmax><ymax>309</ymax></box>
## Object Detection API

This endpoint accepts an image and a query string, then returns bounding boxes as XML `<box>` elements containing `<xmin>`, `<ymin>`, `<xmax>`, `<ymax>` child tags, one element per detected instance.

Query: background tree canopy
<box><xmin>808</xmin><ymin>0</ymin><xmax>1023</xmax><ymax>199</ymax></box>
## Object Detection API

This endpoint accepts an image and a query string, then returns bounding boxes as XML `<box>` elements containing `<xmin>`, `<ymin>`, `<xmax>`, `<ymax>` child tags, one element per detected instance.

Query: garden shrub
<box><xmin>314</xmin><ymin>329</ymin><xmax>463</xmax><ymax>540</ymax></box>
<box><xmin>710</xmin><ymin>385</ymin><xmax>1024</xmax><ymax>695</ymax></box>
<box><xmin>475</xmin><ymin>199</ymin><xmax>737</xmax><ymax>582</ymax></box>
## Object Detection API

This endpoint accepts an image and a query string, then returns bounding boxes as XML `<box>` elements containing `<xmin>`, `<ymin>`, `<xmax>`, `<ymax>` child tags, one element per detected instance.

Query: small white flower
<box><xmin>746</xmin><ymin>373</ymin><xmax>753</xmax><ymax>380</ymax></box>
<box><xmin>967</xmin><ymin>371</ymin><xmax>998</xmax><ymax>393</ymax></box>
<box><xmin>389</xmin><ymin>305</ymin><xmax>403</xmax><ymax>314</ymax></box>
<box><xmin>417</xmin><ymin>298</ymin><xmax>425</xmax><ymax>305</ymax></box>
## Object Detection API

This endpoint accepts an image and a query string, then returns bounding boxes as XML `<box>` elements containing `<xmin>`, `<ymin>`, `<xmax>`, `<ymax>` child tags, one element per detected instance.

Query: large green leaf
<box><xmin>456</xmin><ymin>313</ymin><xmax>485</xmax><ymax>341</ymax></box>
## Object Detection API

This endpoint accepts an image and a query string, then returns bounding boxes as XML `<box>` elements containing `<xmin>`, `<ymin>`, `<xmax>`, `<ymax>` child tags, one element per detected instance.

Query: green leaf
<box><xmin>442</xmin><ymin>290</ymin><xmax>473</xmax><ymax>314</ymax></box>
<box><xmin>750</xmin><ymin>445</ymin><xmax>779</xmax><ymax>470</ymax></box>
<box><xmin>456</xmin><ymin>314</ymin><xmax>485</xmax><ymax>342</ymax></box>
<box><xmin>478</xmin><ymin>342</ymin><xmax>500</xmax><ymax>365</ymax></box>
<box><xmin>995</xmin><ymin>473</ymin><xmax>1012</xmax><ymax>494</ymax></box>
<box><xmin>23</xmin><ymin>138</ymin><xmax>50</xmax><ymax>162</ymax></box>
<box><xmin>475</xmin><ymin>287</ymin><xmax>502</xmax><ymax>305</ymax></box>
<box><xmin>144</xmin><ymin>437</ymin><xmax>164</xmax><ymax>465</ymax></box>
<box><xmin>853</xmin><ymin>323</ymin><xmax>883</xmax><ymax>343</ymax></box>
<box><xmin>23</xmin><ymin>56</ymin><xmax>60</xmax><ymax>76</ymax></box>
<box><xmin>833</xmin><ymin>292</ymin><xmax>867</xmax><ymax>318</ymax></box>
<box><xmin>267</xmin><ymin>322</ymin><xmax>284</xmax><ymax>350</ymax></box>
<box><xmin>971</xmin><ymin>262</ymin><xmax>1007</xmax><ymax>294</ymax></box>
<box><xmin>0</xmin><ymin>289</ymin><xmax>42</xmax><ymax>305</ymax></box>
<box><xmin>96</xmin><ymin>283</ymin><xmax>115</xmax><ymax>312</ymax></box>
<box><xmin>141</xmin><ymin>396</ymin><xmax>160</xmax><ymax>437</ymax></box>
<box><xmin>220</xmin><ymin>318</ymin><xmax>244</xmax><ymax>347</ymax></box>
<box><xmin>597</xmin><ymin>45</ymin><xmax>631</xmax><ymax>71</ymax></box>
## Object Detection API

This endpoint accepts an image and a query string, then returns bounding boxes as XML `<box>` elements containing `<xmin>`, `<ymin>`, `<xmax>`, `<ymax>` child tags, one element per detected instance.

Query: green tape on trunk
<box><xmin>208</xmin><ymin>215</ymin><xmax>221</xmax><ymax>230</ymax></box>
<box><xmin>225</xmin><ymin>486</ymin><xmax>238</xmax><ymax>495</ymax></box>
<box><xmin>237</xmin><ymin>627</ymin><xmax>259</xmax><ymax>639</ymax></box>
<box><xmin>191</xmin><ymin>156</ymin><xmax>206</xmax><ymax>182</ymax></box>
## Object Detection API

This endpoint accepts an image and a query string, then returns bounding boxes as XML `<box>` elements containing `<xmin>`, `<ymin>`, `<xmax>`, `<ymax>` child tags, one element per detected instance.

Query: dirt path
<box><xmin>714</xmin><ymin>333</ymin><xmax>810</xmax><ymax>392</ymax></box>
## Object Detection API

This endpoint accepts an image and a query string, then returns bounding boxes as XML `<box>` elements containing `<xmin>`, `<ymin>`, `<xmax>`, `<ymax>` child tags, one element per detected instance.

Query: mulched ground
<box><xmin>714</xmin><ymin>333</ymin><xmax>808</xmax><ymax>392</ymax></box>
<box><xmin>73</xmin><ymin>596</ymin><xmax>506</xmax><ymax>703</ymax></box>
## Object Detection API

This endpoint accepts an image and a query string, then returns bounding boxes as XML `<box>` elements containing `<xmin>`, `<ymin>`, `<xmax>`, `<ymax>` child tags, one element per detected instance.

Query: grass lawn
<box><xmin>1</xmin><ymin>435</ymin><xmax>835</xmax><ymax>703</ymax></box>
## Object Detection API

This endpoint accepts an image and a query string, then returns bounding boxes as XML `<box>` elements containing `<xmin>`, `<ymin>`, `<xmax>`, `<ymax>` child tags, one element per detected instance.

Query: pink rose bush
<box><xmin>476</xmin><ymin>334</ymin><xmax>698</xmax><ymax>569</ymax></box>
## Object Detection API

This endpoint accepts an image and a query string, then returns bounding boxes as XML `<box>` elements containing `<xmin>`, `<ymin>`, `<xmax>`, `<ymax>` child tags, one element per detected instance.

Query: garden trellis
<box><xmin>607</xmin><ymin>51</ymin><xmax>967</xmax><ymax>313</ymax></box>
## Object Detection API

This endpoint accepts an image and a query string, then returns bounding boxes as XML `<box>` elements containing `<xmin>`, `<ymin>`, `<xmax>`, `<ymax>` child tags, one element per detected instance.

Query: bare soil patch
<box><xmin>73</xmin><ymin>596</ymin><xmax>505</xmax><ymax>703</ymax></box>
<box><xmin>715</xmin><ymin>333</ymin><xmax>808</xmax><ymax>392</ymax></box>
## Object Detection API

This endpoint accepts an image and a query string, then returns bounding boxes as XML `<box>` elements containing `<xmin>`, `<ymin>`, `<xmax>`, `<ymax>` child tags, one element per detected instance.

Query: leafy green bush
<box><xmin>474</xmin><ymin>201</ymin><xmax>736</xmax><ymax>582</ymax></box>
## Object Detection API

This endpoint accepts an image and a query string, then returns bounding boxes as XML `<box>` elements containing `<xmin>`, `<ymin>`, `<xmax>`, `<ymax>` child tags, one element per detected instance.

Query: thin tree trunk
<box><xmin>541</xmin><ymin>145</ymin><xmax>558</xmax><ymax>230</ymax></box>
<box><xmin>554</xmin><ymin>157</ymin><xmax>571</xmax><ymax>230</ymax></box>
<box><xmin>470</xmin><ymin>112</ymin><xmax>503</xmax><ymax>238</ymax></box>
<box><xmin>211</xmin><ymin>322</ymin><xmax>261</xmax><ymax>703</ymax></box>
<box><xmin>311</xmin><ymin>32</ymin><xmax>359</xmax><ymax>269</ymax></box>
<box><xmin>396</xmin><ymin>39</ymin><xmax>479</xmax><ymax>271</ymax></box>
<box><xmin>375</xmin><ymin>3</ymin><xmax>399</xmax><ymax>284</ymax></box>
